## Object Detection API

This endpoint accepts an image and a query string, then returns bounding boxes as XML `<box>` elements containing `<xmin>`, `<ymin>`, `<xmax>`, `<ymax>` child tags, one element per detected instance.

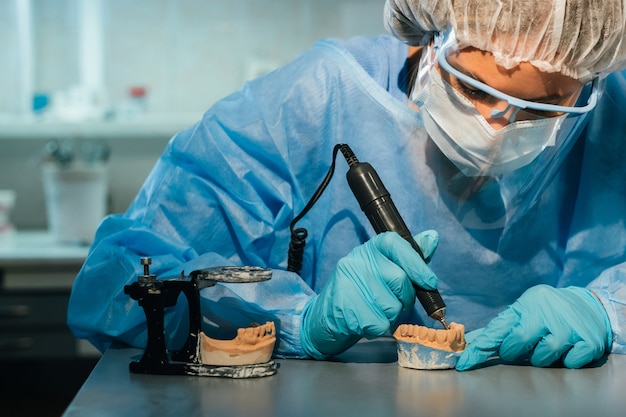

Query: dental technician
<box><xmin>68</xmin><ymin>0</ymin><xmax>626</xmax><ymax>371</ymax></box>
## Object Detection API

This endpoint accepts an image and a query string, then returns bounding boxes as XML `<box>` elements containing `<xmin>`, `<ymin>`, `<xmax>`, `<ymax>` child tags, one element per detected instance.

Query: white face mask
<box><xmin>413</xmin><ymin>69</ymin><xmax>566</xmax><ymax>177</ymax></box>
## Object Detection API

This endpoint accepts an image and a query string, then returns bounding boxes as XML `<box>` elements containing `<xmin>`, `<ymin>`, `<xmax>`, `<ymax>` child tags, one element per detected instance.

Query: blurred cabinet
<box><xmin>0</xmin><ymin>231</ymin><xmax>96</xmax><ymax>359</ymax></box>
<box><xmin>0</xmin><ymin>291</ymin><xmax>76</xmax><ymax>358</ymax></box>
<box><xmin>0</xmin><ymin>231</ymin><xmax>101</xmax><ymax>414</ymax></box>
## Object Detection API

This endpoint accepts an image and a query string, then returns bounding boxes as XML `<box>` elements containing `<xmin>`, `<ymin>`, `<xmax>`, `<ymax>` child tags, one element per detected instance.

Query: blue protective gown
<box><xmin>67</xmin><ymin>35</ymin><xmax>626</xmax><ymax>358</ymax></box>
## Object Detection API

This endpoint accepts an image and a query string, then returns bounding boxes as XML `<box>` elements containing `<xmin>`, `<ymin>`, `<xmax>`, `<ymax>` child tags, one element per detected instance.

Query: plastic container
<box><xmin>42</xmin><ymin>163</ymin><xmax>108</xmax><ymax>244</ymax></box>
<box><xmin>128</xmin><ymin>86</ymin><xmax>147</xmax><ymax>113</ymax></box>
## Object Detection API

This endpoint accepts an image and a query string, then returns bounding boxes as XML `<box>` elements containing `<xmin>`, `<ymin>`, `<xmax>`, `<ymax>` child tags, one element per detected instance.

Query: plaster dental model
<box><xmin>200</xmin><ymin>321</ymin><xmax>276</xmax><ymax>366</ymax></box>
<box><xmin>393</xmin><ymin>322</ymin><xmax>466</xmax><ymax>370</ymax></box>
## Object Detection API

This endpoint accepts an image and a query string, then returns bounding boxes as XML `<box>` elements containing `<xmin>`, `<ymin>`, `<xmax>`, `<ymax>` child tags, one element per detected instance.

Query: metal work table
<box><xmin>63</xmin><ymin>338</ymin><xmax>625</xmax><ymax>417</ymax></box>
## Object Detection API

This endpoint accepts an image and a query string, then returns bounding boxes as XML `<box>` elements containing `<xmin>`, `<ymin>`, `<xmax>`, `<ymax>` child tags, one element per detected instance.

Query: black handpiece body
<box><xmin>345</xmin><ymin>160</ymin><xmax>448</xmax><ymax>328</ymax></box>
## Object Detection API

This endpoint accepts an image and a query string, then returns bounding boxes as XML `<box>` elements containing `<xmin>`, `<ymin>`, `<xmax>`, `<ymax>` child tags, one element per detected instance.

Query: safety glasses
<box><xmin>434</xmin><ymin>32</ymin><xmax>600</xmax><ymax>123</ymax></box>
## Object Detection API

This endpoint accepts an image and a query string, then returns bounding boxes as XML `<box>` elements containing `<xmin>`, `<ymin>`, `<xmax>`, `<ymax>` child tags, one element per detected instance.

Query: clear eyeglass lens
<box><xmin>436</xmin><ymin>43</ymin><xmax>597</xmax><ymax>123</ymax></box>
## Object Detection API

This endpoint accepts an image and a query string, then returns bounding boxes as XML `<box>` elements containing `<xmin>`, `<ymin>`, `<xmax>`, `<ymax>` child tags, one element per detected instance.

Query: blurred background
<box><xmin>0</xmin><ymin>0</ymin><xmax>386</xmax><ymax>230</ymax></box>
<box><xmin>0</xmin><ymin>1</ymin><xmax>386</xmax><ymax>416</ymax></box>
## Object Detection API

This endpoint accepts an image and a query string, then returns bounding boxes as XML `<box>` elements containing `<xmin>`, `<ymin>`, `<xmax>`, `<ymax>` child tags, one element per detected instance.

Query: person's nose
<box><xmin>482</xmin><ymin>100</ymin><xmax>516</xmax><ymax>130</ymax></box>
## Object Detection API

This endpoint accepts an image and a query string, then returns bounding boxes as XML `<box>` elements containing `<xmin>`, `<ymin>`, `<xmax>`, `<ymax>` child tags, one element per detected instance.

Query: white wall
<box><xmin>1</xmin><ymin>0</ymin><xmax>386</xmax><ymax>115</ymax></box>
<box><xmin>0</xmin><ymin>0</ymin><xmax>387</xmax><ymax>230</ymax></box>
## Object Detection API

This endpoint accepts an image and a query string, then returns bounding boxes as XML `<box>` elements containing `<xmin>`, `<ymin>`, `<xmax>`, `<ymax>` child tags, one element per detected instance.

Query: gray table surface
<box><xmin>63</xmin><ymin>338</ymin><xmax>625</xmax><ymax>417</ymax></box>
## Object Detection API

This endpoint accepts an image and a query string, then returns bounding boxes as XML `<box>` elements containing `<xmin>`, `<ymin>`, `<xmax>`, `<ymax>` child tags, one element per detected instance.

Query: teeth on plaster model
<box><xmin>200</xmin><ymin>321</ymin><xmax>276</xmax><ymax>366</ymax></box>
<box><xmin>393</xmin><ymin>322</ymin><xmax>466</xmax><ymax>352</ymax></box>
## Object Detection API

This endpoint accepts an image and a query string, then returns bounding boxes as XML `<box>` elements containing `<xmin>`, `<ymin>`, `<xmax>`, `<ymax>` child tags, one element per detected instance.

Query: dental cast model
<box><xmin>200</xmin><ymin>321</ymin><xmax>276</xmax><ymax>366</ymax></box>
<box><xmin>393</xmin><ymin>322</ymin><xmax>466</xmax><ymax>369</ymax></box>
<box><xmin>394</xmin><ymin>322</ymin><xmax>466</xmax><ymax>352</ymax></box>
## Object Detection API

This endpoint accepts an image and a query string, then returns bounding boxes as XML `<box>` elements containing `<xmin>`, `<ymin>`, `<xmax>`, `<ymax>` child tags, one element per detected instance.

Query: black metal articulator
<box><xmin>124</xmin><ymin>258</ymin><xmax>277</xmax><ymax>378</ymax></box>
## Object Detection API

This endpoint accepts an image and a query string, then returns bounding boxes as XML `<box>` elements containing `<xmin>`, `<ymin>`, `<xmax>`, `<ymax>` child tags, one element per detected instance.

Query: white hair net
<box><xmin>384</xmin><ymin>0</ymin><xmax>626</xmax><ymax>81</ymax></box>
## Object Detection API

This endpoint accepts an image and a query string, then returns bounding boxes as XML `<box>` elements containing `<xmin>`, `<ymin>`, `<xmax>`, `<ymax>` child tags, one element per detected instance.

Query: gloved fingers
<box><xmin>456</xmin><ymin>338</ymin><xmax>495</xmax><ymax>371</ymax></box>
<box><xmin>562</xmin><ymin>340</ymin><xmax>605</xmax><ymax>369</ymax></box>
<box><xmin>325</xmin><ymin>276</ymin><xmax>395</xmax><ymax>339</ymax></box>
<box><xmin>455</xmin><ymin>307</ymin><xmax>519</xmax><ymax>371</ymax></box>
<box><xmin>338</xmin><ymin>254</ymin><xmax>411</xmax><ymax>317</ymax></box>
<box><xmin>412</xmin><ymin>229</ymin><xmax>439</xmax><ymax>261</ymax></box>
<box><xmin>498</xmin><ymin>319</ymin><xmax>547</xmax><ymax>362</ymax></box>
<box><xmin>367</xmin><ymin>255</ymin><xmax>417</xmax><ymax>312</ymax></box>
<box><xmin>463</xmin><ymin>328</ymin><xmax>483</xmax><ymax>345</ymax></box>
<box><xmin>374</xmin><ymin>232</ymin><xmax>437</xmax><ymax>290</ymax></box>
<box><xmin>370</xmin><ymin>282</ymin><xmax>409</xmax><ymax>324</ymax></box>
<box><xmin>528</xmin><ymin>333</ymin><xmax>574</xmax><ymax>367</ymax></box>
<box><xmin>342</xmin><ymin>290</ymin><xmax>395</xmax><ymax>338</ymax></box>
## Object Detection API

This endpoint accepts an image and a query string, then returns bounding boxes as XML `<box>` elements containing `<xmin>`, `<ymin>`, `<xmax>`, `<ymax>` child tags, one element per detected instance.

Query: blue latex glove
<box><xmin>300</xmin><ymin>230</ymin><xmax>439</xmax><ymax>359</ymax></box>
<box><xmin>456</xmin><ymin>285</ymin><xmax>613</xmax><ymax>371</ymax></box>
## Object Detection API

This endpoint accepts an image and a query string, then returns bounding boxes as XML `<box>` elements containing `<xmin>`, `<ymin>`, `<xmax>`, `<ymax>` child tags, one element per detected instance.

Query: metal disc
<box><xmin>198</xmin><ymin>266</ymin><xmax>272</xmax><ymax>283</ymax></box>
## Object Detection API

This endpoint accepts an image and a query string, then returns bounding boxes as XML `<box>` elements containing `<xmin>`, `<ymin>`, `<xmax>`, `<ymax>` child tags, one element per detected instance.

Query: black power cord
<box><xmin>287</xmin><ymin>144</ymin><xmax>347</xmax><ymax>273</ymax></box>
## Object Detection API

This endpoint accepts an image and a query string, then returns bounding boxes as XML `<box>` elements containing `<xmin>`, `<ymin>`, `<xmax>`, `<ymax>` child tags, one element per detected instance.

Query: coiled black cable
<box><xmin>286</xmin><ymin>228</ymin><xmax>307</xmax><ymax>273</ymax></box>
<box><xmin>286</xmin><ymin>144</ymin><xmax>347</xmax><ymax>273</ymax></box>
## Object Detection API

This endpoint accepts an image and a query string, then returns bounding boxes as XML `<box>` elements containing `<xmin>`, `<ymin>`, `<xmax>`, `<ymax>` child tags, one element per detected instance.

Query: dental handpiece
<box><xmin>340</xmin><ymin>145</ymin><xmax>449</xmax><ymax>329</ymax></box>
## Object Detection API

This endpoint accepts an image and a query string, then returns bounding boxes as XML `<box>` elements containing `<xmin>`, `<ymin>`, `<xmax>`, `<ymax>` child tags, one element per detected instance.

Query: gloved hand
<box><xmin>300</xmin><ymin>230</ymin><xmax>439</xmax><ymax>359</ymax></box>
<box><xmin>456</xmin><ymin>285</ymin><xmax>613</xmax><ymax>371</ymax></box>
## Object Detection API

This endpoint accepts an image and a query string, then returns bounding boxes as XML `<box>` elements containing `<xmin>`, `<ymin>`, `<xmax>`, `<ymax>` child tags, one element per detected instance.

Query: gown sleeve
<box><xmin>66</xmin><ymin>44</ymin><xmax>337</xmax><ymax>358</ymax></box>
<box><xmin>67</xmin><ymin>34</ymin><xmax>412</xmax><ymax>358</ymax></box>
<box><xmin>571</xmin><ymin>70</ymin><xmax>626</xmax><ymax>354</ymax></box>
